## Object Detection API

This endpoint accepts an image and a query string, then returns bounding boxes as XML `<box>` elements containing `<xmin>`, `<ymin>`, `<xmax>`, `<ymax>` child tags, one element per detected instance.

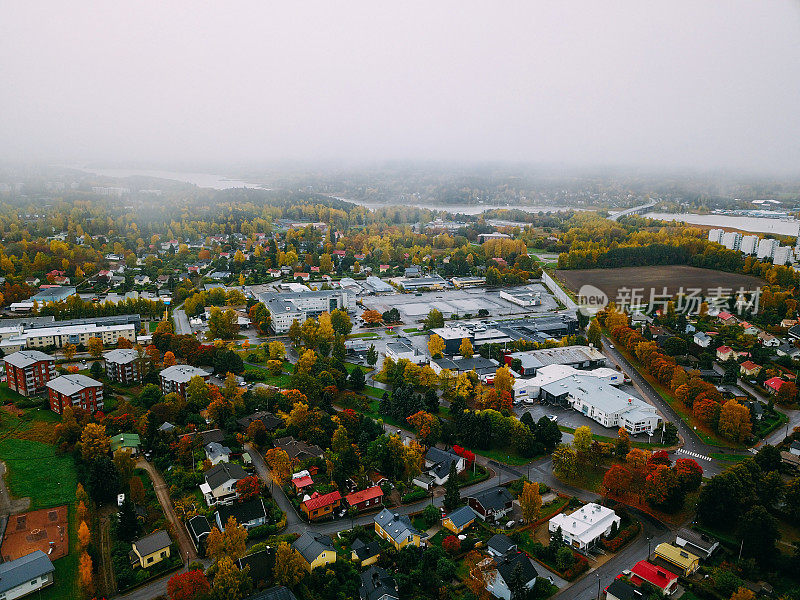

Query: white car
<box><xmin>547</xmin><ymin>415</ymin><xmax>558</xmax><ymax>422</ymax></box>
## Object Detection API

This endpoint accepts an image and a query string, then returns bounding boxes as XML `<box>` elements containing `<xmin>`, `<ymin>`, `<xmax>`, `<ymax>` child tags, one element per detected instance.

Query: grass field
<box><xmin>0</xmin><ymin>439</ymin><xmax>77</xmax><ymax>509</ymax></box>
<box><xmin>555</xmin><ymin>265</ymin><xmax>764</xmax><ymax>300</ymax></box>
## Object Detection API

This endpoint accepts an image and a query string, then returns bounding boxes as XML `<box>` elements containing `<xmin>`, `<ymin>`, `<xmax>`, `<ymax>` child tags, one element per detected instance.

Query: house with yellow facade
<box><xmin>350</xmin><ymin>538</ymin><xmax>381</xmax><ymax>567</ymax></box>
<box><xmin>292</xmin><ymin>532</ymin><xmax>337</xmax><ymax>571</ymax></box>
<box><xmin>130</xmin><ymin>530</ymin><xmax>171</xmax><ymax>568</ymax></box>
<box><xmin>374</xmin><ymin>508</ymin><xmax>423</xmax><ymax>550</ymax></box>
<box><xmin>442</xmin><ymin>505</ymin><xmax>477</xmax><ymax>534</ymax></box>
<box><xmin>654</xmin><ymin>543</ymin><xmax>700</xmax><ymax>575</ymax></box>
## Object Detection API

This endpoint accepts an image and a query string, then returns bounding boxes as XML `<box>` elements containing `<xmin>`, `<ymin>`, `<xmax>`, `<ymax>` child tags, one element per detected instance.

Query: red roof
<box><xmin>740</xmin><ymin>361</ymin><xmax>760</xmax><ymax>371</ymax></box>
<box><xmin>302</xmin><ymin>490</ymin><xmax>341</xmax><ymax>512</ymax></box>
<box><xmin>765</xmin><ymin>377</ymin><xmax>786</xmax><ymax>392</ymax></box>
<box><xmin>716</xmin><ymin>345</ymin><xmax>733</xmax><ymax>354</ymax></box>
<box><xmin>292</xmin><ymin>476</ymin><xmax>313</xmax><ymax>489</ymax></box>
<box><xmin>718</xmin><ymin>311</ymin><xmax>734</xmax><ymax>320</ymax></box>
<box><xmin>345</xmin><ymin>486</ymin><xmax>384</xmax><ymax>506</ymax></box>
<box><xmin>630</xmin><ymin>560</ymin><xmax>678</xmax><ymax>591</ymax></box>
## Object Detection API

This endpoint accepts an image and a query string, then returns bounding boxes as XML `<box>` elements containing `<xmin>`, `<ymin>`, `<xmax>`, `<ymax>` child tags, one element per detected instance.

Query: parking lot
<box><xmin>360</xmin><ymin>283</ymin><xmax>558</xmax><ymax>324</ymax></box>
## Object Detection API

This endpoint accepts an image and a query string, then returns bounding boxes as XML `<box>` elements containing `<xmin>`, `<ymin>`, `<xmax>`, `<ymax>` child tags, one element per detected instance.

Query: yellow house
<box><xmin>292</xmin><ymin>532</ymin><xmax>337</xmax><ymax>571</ymax></box>
<box><xmin>131</xmin><ymin>530</ymin><xmax>171</xmax><ymax>569</ymax></box>
<box><xmin>350</xmin><ymin>539</ymin><xmax>381</xmax><ymax>567</ymax></box>
<box><xmin>654</xmin><ymin>543</ymin><xmax>700</xmax><ymax>575</ymax></box>
<box><xmin>374</xmin><ymin>508</ymin><xmax>423</xmax><ymax>550</ymax></box>
<box><xmin>442</xmin><ymin>505</ymin><xmax>477</xmax><ymax>534</ymax></box>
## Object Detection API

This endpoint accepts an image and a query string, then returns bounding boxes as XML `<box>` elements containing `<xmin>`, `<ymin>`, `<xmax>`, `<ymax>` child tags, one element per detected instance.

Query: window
<box><xmin>147</xmin><ymin>557</ymin><xmax>153</xmax><ymax>563</ymax></box>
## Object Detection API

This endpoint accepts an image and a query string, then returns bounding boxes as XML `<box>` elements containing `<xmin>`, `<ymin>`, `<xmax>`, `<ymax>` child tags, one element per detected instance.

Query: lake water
<box><xmin>70</xmin><ymin>166</ymin><xmax>264</xmax><ymax>190</ymax></box>
<box><xmin>645</xmin><ymin>212</ymin><xmax>799</xmax><ymax>236</ymax></box>
<box><xmin>348</xmin><ymin>199</ymin><xmax>580</xmax><ymax>215</ymax></box>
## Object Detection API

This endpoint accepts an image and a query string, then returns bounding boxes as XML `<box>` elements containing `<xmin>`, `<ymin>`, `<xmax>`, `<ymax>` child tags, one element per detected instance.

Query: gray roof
<box><xmin>3</xmin><ymin>350</ymin><xmax>53</xmax><ymax>368</ymax></box>
<box><xmin>292</xmin><ymin>532</ymin><xmax>334</xmax><ymax>564</ymax></box>
<box><xmin>425</xmin><ymin>447</ymin><xmax>462</xmax><ymax>479</ymax></box>
<box><xmin>248</xmin><ymin>586</ymin><xmax>298</xmax><ymax>600</ymax></box>
<box><xmin>46</xmin><ymin>374</ymin><xmax>102</xmax><ymax>396</ymax></box>
<box><xmin>187</xmin><ymin>515</ymin><xmax>211</xmax><ymax>540</ymax></box>
<box><xmin>160</xmin><ymin>364</ymin><xmax>209</xmax><ymax>383</ymax></box>
<box><xmin>495</xmin><ymin>551</ymin><xmax>538</xmax><ymax>587</ymax></box>
<box><xmin>432</xmin><ymin>356</ymin><xmax>498</xmax><ymax>375</ymax></box>
<box><xmin>0</xmin><ymin>550</ymin><xmax>54</xmax><ymax>594</ymax></box>
<box><xmin>351</xmin><ymin>538</ymin><xmax>381</xmax><ymax>562</ymax></box>
<box><xmin>133</xmin><ymin>529</ymin><xmax>171</xmax><ymax>556</ymax></box>
<box><xmin>205</xmin><ymin>462</ymin><xmax>248</xmax><ymax>490</ymax></box>
<box><xmin>217</xmin><ymin>498</ymin><xmax>266</xmax><ymax>527</ymax></box>
<box><xmin>374</xmin><ymin>509</ymin><xmax>421</xmax><ymax>543</ymax></box>
<box><xmin>205</xmin><ymin>442</ymin><xmax>231</xmax><ymax>462</ymax></box>
<box><xmin>445</xmin><ymin>505</ymin><xmax>477</xmax><ymax>529</ymax></box>
<box><xmin>487</xmin><ymin>533</ymin><xmax>517</xmax><ymax>556</ymax></box>
<box><xmin>359</xmin><ymin>565</ymin><xmax>399</xmax><ymax>600</ymax></box>
<box><xmin>103</xmin><ymin>348</ymin><xmax>140</xmax><ymax>364</ymax></box>
<box><xmin>468</xmin><ymin>486</ymin><xmax>513</xmax><ymax>512</ymax></box>
<box><xmin>676</xmin><ymin>528</ymin><xmax>718</xmax><ymax>553</ymax></box>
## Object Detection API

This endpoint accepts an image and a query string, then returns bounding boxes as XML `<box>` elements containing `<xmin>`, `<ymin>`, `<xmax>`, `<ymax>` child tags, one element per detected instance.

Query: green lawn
<box><xmin>362</xmin><ymin>385</ymin><xmax>385</xmax><ymax>399</ymax></box>
<box><xmin>557</xmin><ymin>425</ymin><xmax>672</xmax><ymax>449</ymax></box>
<box><xmin>0</xmin><ymin>439</ymin><xmax>77</xmax><ymax>508</ymax></box>
<box><xmin>0</xmin><ymin>385</ymin><xmax>27</xmax><ymax>404</ymax></box>
<box><xmin>709</xmin><ymin>452</ymin><xmax>748</xmax><ymax>463</ymax></box>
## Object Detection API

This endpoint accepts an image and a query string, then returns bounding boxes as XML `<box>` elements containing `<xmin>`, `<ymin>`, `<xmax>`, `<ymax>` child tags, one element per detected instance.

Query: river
<box><xmin>644</xmin><ymin>212</ymin><xmax>799</xmax><ymax>236</ymax></box>
<box><xmin>68</xmin><ymin>166</ymin><xmax>265</xmax><ymax>190</ymax></box>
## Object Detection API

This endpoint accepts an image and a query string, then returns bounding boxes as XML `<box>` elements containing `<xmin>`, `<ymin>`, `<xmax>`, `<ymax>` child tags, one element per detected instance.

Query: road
<box><xmin>172</xmin><ymin>308</ymin><xmax>192</xmax><ymax>335</ymax></box>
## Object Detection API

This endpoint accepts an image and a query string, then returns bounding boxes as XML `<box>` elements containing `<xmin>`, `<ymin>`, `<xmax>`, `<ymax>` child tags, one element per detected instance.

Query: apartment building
<box><xmin>3</xmin><ymin>350</ymin><xmax>56</xmax><ymax>396</ymax></box>
<box><xmin>46</xmin><ymin>374</ymin><xmax>104</xmax><ymax>414</ymax></box>
<box><xmin>103</xmin><ymin>349</ymin><xmax>144</xmax><ymax>384</ymax></box>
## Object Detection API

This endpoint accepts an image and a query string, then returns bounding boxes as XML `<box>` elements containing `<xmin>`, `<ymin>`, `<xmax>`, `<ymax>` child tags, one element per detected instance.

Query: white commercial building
<box><xmin>540</xmin><ymin>374</ymin><xmax>661</xmax><ymax>434</ymax></box>
<box><xmin>499</xmin><ymin>289</ymin><xmax>542</xmax><ymax>307</ymax></box>
<box><xmin>385</xmin><ymin>338</ymin><xmax>427</xmax><ymax>364</ymax></box>
<box><xmin>255</xmin><ymin>289</ymin><xmax>356</xmax><ymax>333</ymax></box>
<box><xmin>721</xmin><ymin>231</ymin><xmax>742</xmax><ymax>251</ymax></box>
<box><xmin>512</xmin><ymin>364</ymin><xmax>624</xmax><ymax>402</ymax></box>
<box><xmin>549</xmin><ymin>503</ymin><xmax>621</xmax><ymax>550</ymax></box>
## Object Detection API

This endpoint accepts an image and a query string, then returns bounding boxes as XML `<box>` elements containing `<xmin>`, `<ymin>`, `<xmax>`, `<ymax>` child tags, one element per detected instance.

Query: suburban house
<box><xmin>0</xmin><ymin>550</ymin><xmax>55</xmax><ymax>600</ymax></box>
<box><xmin>548</xmin><ymin>503</ymin><xmax>621</xmax><ymax>550</ymax></box>
<box><xmin>739</xmin><ymin>361</ymin><xmax>762</xmax><ymax>377</ymax></box>
<box><xmin>200</xmin><ymin>462</ymin><xmax>248</xmax><ymax>506</ymax></box>
<box><xmin>292</xmin><ymin>473</ymin><xmax>314</xmax><ymax>493</ymax></box>
<box><xmin>424</xmin><ymin>447</ymin><xmax>466</xmax><ymax>485</ymax></box>
<box><xmin>274</xmin><ymin>436</ymin><xmax>325</xmax><ymax>463</ymax></box>
<box><xmin>653</xmin><ymin>543</ymin><xmax>700</xmax><ymax>575</ymax></box>
<box><xmin>350</xmin><ymin>538</ymin><xmax>381</xmax><ymax>567</ymax></box>
<box><xmin>715</xmin><ymin>345</ymin><xmax>735</xmax><ymax>361</ymax></box>
<box><xmin>628</xmin><ymin>560</ymin><xmax>679</xmax><ymax>595</ymax></box>
<box><xmin>359</xmin><ymin>565</ymin><xmax>399</xmax><ymax>600</ymax></box>
<box><xmin>442</xmin><ymin>505</ymin><xmax>477</xmax><ymax>534</ymax></box>
<box><xmin>130</xmin><ymin>530</ymin><xmax>171</xmax><ymax>568</ymax></box>
<box><xmin>758</xmin><ymin>331</ymin><xmax>780</xmax><ymax>347</ymax></box>
<box><xmin>110</xmin><ymin>433</ymin><xmax>141</xmax><ymax>455</ymax></box>
<box><xmin>479</xmin><ymin>551</ymin><xmax>538</xmax><ymax>600</ymax></box>
<box><xmin>236</xmin><ymin>549</ymin><xmax>274</xmax><ymax>589</ymax></box>
<box><xmin>215</xmin><ymin>497</ymin><xmax>268</xmax><ymax>531</ymax></box>
<box><xmin>300</xmin><ymin>491</ymin><xmax>341</xmax><ymax>521</ymax></box>
<box><xmin>345</xmin><ymin>486</ymin><xmax>384</xmax><ymax>512</ymax></box>
<box><xmin>776</xmin><ymin>343</ymin><xmax>800</xmax><ymax>359</ymax></box>
<box><xmin>605</xmin><ymin>579</ymin><xmax>642</xmax><ymax>600</ymax></box>
<box><xmin>693</xmin><ymin>331</ymin><xmax>711</xmax><ymax>348</ymax></box>
<box><xmin>237</xmin><ymin>411</ymin><xmax>283</xmax><ymax>432</ymax></box>
<box><xmin>46</xmin><ymin>374</ymin><xmax>104</xmax><ymax>414</ymax></box>
<box><xmin>412</xmin><ymin>473</ymin><xmax>435</xmax><ymax>490</ymax></box>
<box><xmin>187</xmin><ymin>515</ymin><xmax>211</xmax><ymax>552</ymax></box>
<box><xmin>487</xmin><ymin>534</ymin><xmax>517</xmax><ymax>558</ymax></box>
<box><xmin>764</xmin><ymin>377</ymin><xmax>787</xmax><ymax>395</ymax></box>
<box><xmin>292</xmin><ymin>532</ymin><xmax>336</xmax><ymax>571</ymax></box>
<box><xmin>467</xmin><ymin>487</ymin><xmax>514</xmax><ymax>522</ymax></box>
<box><xmin>4</xmin><ymin>350</ymin><xmax>56</xmax><ymax>396</ymax></box>
<box><xmin>204</xmin><ymin>441</ymin><xmax>232</xmax><ymax>465</ymax></box>
<box><xmin>159</xmin><ymin>364</ymin><xmax>210</xmax><ymax>399</ymax></box>
<box><xmin>103</xmin><ymin>348</ymin><xmax>144</xmax><ymax>384</ymax></box>
<box><xmin>374</xmin><ymin>509</ymin><xmax>423</xmax><ymax>550</ymax></box>
<box><xmin>675</xmin><ymin>528</ymin><xmax>719</xmax><ymax>558</ymax></box>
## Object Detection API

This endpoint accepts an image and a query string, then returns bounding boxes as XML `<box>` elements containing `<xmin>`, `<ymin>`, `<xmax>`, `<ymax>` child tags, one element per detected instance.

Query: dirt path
<box><xmin>136</xmin><ymin>460</ymin><xmax>196</xmax><ymax>561</ymax></box>
<box><xmin>98</xmin><ymin>508</ymin><xmax>116</xmax><ymax>596</ymax></box>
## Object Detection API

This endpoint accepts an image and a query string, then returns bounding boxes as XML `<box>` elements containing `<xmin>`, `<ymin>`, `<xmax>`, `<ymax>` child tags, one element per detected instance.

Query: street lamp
<box><xmin>595</xmin><ymin>572</ymin><xmax>601</xmax><ymax>600</ymax></box>
<box><xmin>647</xmin><ymin>536</ymin><xmax>652</xmax><ymax>557</ymax></box>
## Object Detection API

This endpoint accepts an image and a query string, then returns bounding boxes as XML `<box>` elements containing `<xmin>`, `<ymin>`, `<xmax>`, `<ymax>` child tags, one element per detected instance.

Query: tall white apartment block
<box><xmin>757</xmin><ymin>238</ymin><xmax>779</xmax><ymax>260</ymax></box>
<box><xmin>740</xmin><ymin>235</ymin><xmax>758</xmax><ymax>255</ymax></box>
<box><xmin>721</xmin><ymin>231</ymin><xmax>742</xmax><ymax>251</ymax></box>
<box><xmin>773</xmin><ymin>246</ymin><xmax>793</xmax><ymax>266</ymax></box>
<box><xmin>708</xmin><ymin>229</ymin><xmax>724</xmax><ymax>243</ymax></box>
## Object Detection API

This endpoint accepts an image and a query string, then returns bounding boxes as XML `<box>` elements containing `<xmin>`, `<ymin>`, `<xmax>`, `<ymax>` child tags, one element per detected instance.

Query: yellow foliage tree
<box><xmin>459</xmin><ymin>337</ymin><xmax>474</xmax><ymax>358</ymax></box>
<box><xmin>273</xmin><ymin>542</ymin><xmax>306</xmax><ymax>587</ymax></box>
<box><xmin>519</xmin><ymin>481</ymin><xmax>542</xmax><ymax>523</ymax></box>
<box><xmin>428</xmin><ymin>334</ymin><xmax>446</xmax><ymax>359</ymax></box>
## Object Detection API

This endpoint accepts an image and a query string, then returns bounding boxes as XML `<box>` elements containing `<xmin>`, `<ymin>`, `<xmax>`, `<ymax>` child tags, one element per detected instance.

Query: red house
<box><xmin>765</xmin><ymin>377</ymin><xmax>787</xmax><ymax>394</ymax></box>
<box><xmin>4</xmin><ymin>350</ymin><xmax>56</xmax><ymax>396</ymax></box>
<box><xmin>46</xmin><ymin>374</ymin><xmax>104</xmax><ymax>414</ymax></box>
<box><xmin>300</xmin><ymin>491</ymin><xmax>341</xmax><ymax>521</ymax></box>
<box><xmin>629</xmin><ymin>560</ymin><xmax>679</xmax><ymax>595</ymax></box>
<box><xmin>345</xmin><ymin>486</ymin><xmax>384</xmax><ymax>512</ymax></box>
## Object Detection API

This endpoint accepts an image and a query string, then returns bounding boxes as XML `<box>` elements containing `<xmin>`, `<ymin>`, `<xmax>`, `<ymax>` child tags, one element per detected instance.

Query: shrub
<box><xmin>401</xmin><ymin>488</ymin><xmax>429</xmax><ymax>503</ymax></box>
<box><xmin>442</xmin><ymin>535</ymin><xmax>461</xmax><ymax>555</ymax></box>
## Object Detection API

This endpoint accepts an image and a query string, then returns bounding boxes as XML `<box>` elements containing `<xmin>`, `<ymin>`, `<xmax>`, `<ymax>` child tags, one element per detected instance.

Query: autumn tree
<box><xmin>428</xmin><ymin>334</ymin><xmax>446</xmax><ymax>359</ymax></box>
<box><xmin>264</xmin><ymin>448</ymin><xmax>292</xmax><ymax>486</ymax></box>
<box><xmin>162</xmin><ymin>351</ymin><xmax>177</xmax><ymax>367</ymax></box>
<box><xmin>80</xmin><ymin>423</ymin><xmax>110</xmax><ymax>462</ymax></box>
<box><xmin>79</xmin><ymin>551</ymin><xmax>94</xmax><ymax>595</ymax></box>
<box><xmin>87</xmin><ymin>337</ymin><xmax>104</xmax><ymax>358</ymax></box>
<box><xmin>273</xmin><ymin>542</ymin><xmax>306</xmax><ymax>586</ymax></box>
<box><xmin>718</xmin><ymin>400</ymin><xmax>752</xmax><ymax>442</ymax></box>
<box><xmin>494</xmin><ymin>365</ymin><xmax>514</xmax><ymax>394</ymax></box>
<box><xmin>78</xmin><ymin>520</ymin><xmax>91</xmax><ymax>548</ymax></box>
<box><xmin>296</xmin><ymin>349</ymin><xmax>317</xmax><ymax>374</ymax></box>
<box><xmin>168</xmin><ymin>569</ymin><xmax>211</xmax><ymax>600</ymax></box>
<box><xmin>459</xmin><ymin>337</ymin><xmax>474</xmax><ymax>358</ymax></box>
<box><xmin>602</xmin><ymin>465</ymin><xmax>632</xmax><ymax>497</ymax></box>
<box><xmin>777</xmin><ymin>381</ymin><xmax>798</xmax><ymax>405</ymax></box>
<box><xmin>268</xmin><ymin>340</ymin><xmax>286</xmax><ymax>361</ymax></box>
<box><xmin>519</xmin><ymin>481</ymin><xmax>542</xmax><ymax>523</ymax></box>
<box><xmin>213</xmin><ymin>556</ymin><xmax>252</xmax><ymax>600</ymax></box>
<box><xmin>572</xmin><ymin>425</ymin><xmax>593</xmax><ymax>457</ymax></box>
<box><xmin>63</xmin><ymin>343</ymin><xmax>77</xmax><ymax>360</ymax></box>
<box><xmin>614</xmin><ymin>428</ymin><xmax>631</xmax><ymax>457</ymax></box>
<box><xmin>406</xmin><ymin>410</ymin><xmax>441</xmax><ymax>445</ymax></box>
<box><xmin>552</xmin><ymin>444</ymin><xmax>578</xmax><ymax>479</ymax></box>
<box><xmin>206</xmin><ymin>517</ymin><xmax>247</xmax><ymax>561</ymax></box>
<box><xmin>361</xmin><ymin>310</ymin><xmax>382</xmax><ymax>325</ymax></box>
<box><xmin>235</xmin><ymin>476</ymin><xmax>261</xmax><ymax>501</ymax></box>
<box><xmin>729</xmin><ymin>588</ymin><xmax>755</xmax><ymax>600</ymax></box>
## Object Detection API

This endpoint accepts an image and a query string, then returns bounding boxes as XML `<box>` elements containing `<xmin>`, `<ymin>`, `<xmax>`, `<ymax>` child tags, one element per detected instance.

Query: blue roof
<box><xmin>0</xmin><ymin>551</ymin><xmax>54</xmax><ymax>594</ymax></box>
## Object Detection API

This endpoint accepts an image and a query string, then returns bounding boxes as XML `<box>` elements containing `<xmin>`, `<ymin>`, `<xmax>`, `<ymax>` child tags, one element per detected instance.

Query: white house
<box><xmin>204</xmin><ymin>442</ymin><xmax>231</xmax><ymax>465</ymax></box>
<box><xmin>693</xmin><ymin>332</ymin><xmax>711</xmax><ymax>348</ymax></box>
<box><xmin>548</xmin><ymin>503</ymin><xmax>620</xmax><ymax>550</ymax></box>
<box><xmin>424</xmin><ymin>447</ymin><xmax>466</xmax><ymax>485</ymax></box>
<box><xmin>200</xmin><ymin>462</ymin><xmax>248</xmax><ymax>506</ymax></box>
<box><xmin>480</xmin><ymin>551</ymin><xmax>538</xmax><ymax>600</ymax></box>
<box><xmin>0</xmin><ymin>550</ymin><xmax>55</xmax><ymax>600</ymax></box>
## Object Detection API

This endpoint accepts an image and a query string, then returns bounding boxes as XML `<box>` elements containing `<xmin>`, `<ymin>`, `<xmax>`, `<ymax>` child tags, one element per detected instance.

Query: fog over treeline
<box><xmin>1</xmin><ymin>1</ymin><xmax>799</xmax><ymax>175</ymax></box>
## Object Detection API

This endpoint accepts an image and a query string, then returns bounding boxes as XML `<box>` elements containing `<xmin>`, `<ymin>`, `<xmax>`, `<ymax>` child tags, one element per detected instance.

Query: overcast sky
<box><xmin>1</xmin><ymin>1</ymin><xmax>799</xmax><ymax>174</ymax></box>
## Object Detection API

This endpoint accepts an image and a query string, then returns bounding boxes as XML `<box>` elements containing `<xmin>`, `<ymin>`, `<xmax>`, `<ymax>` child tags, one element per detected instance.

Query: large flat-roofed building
<box><xmin>46</xmin><ymin>374</ymin><xmax>104</xmax><ymax>414</ymax></box>
<box><xmin>385</xmin><ymin>338</ymin><xmax>426</xmax><ymax>364</ymax></box>
<box><xmin>512</xmin><ymin>364</ymin><xmax>623</xmax><ymax>401</ymax></box>
<box><xmin>429</xmin><ymin>326</ymin><xmax>473</xmax><ymax>355</ymax></box>
<box><xmin>363</xmin><ymin>276</ymin><xmax>395</xmax><ymax>295</ymax></box>
<box><xmin>254</xmin><ymin>289</ymin><xmax>355</xmax><ymax>333</ymax></box>
<box><xmin>430</xmin><ymin>356</ymin><xmax>499</xmax><ymax>382</ymax></box>
<box><xmin>30</xmin><ymin>286</ymin><xmax>77</xmax><ymax>303</ymax></box>
<box><xmin>396</xmin><ymin>275</ymin><xmax>448</xmax><ymax>291</ymax></box>
<box><xmin>548</xmin><ymin>503</ymin><xmax>620</xmax><ymax>550</ymax></box>
<box><xmin>500</xmin><ymin>289</ymin><xmax>542</xmax><ymax>307</ymax></box>
<box><xmin>20</xmin><ymin>322</ymin><xmax>137</xmax><ymax>349</ymax></box>
<box><xmin>540</xmin><ymin>374</ymin><xmax>660</xmax><ymax>434</ymax></box>
<box><xmin>451</xmin><ymin>276</ymin><xmax>486</xmax><ymax>288</ymax></box>
<box><xmin>103</xmin><ymin>349</ymin><xmax>144</xmax><ymax>384</ymax></box>
<box><xmin>160</xmin><ymin>365</ymin><xmax>210</xmax><ymax>399</ymax></box>
<box><xmin>505</xmin><ymin>345</ymin><xmax>605</xmax><ymax>376</ymax></box>
<box><xmin>4</xmin><ymin>350</ymin><xmax>56</xmax><ymax>396</ymax></box>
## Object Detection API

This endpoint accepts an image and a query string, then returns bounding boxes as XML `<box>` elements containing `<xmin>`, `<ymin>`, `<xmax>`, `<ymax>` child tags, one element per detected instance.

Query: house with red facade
<box><xmin>46</xmin><ymin>374</ymin><xmax>104</xmax><ymax>414</ymax></box>
<box><xmin>103</xmin><ymin>349</ymin><xmax>144</xmax><ymax>384</ymax></box>
<box><xmin>300</xmin><ymin>491</ymin><xmax>341</xmax><ymax>522</ymax></box>
<box><xmin>4</xmin><ymin>350</ymin><xmax>56</xmax><ymax>396</ymax></box>
<box><xmin>345</xmin><ymin>486</ymin><xmax>384</xmax><ymax>512</ymax></box>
